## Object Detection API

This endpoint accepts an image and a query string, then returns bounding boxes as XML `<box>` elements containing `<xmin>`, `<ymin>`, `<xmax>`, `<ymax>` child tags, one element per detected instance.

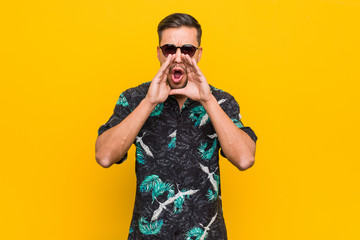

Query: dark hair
<box><xmin>157</xmin><ymin>13</ymin><xmax>202</xmax><ymax>46</ymax></box>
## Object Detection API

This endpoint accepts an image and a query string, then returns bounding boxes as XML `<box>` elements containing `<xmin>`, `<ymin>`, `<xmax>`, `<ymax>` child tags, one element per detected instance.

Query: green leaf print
<box><xmin>138</xmin><ymin>216</ymin><xmax>163</xmax><ymax>235</ymax></box>
<box><xmin>185</xmin><ymin>227</ymin><xmax>206</xmax><ymax>240</ymax></box>
<box><xmin>136</xmin><ymin>144</ymin><xmax>146</xmax><ymax>165</ymax></box>
<box><xmin>150</xmin><ymin>103</ymin><xmax>164</xmax><ymax>116</ymax></box>
<box><xmin>198</xmin><ymin>138</ymin><xmax>218</xmax><ymax>161</ymax></box>
<box><xmin>116</xmin><ymin>93</ymin><xmax>129</xmax><ymax>107</ymax></box>
<box><xmin>168</xmin><ymin>130</ymin><xmax>177</xmax><ymax>149</ymax></box>
<box><xmin>232</xmin><ymin>118</ymin><xmax>243</xmax><ymax>128</ymax></box>
<box><xmin>186</xmin><ymin>212</ymin><xmax>218</xmax><ymax>240</ymax></box>
<box><xmin>139</xmin><ymin>175</ymin><xmax>162</xmax><ymax>193</ymax></box>
<box><xmin>189</xmin><ymin>106</ymin><xmax>209</xmax><ymax>127</ymax></box>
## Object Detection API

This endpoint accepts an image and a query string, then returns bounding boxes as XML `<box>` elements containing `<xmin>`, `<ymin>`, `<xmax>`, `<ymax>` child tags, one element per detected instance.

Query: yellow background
<box><xmin>1</xmin><ymin>0</ymin><xmax>359</xmax><ymax>239</ymax></box>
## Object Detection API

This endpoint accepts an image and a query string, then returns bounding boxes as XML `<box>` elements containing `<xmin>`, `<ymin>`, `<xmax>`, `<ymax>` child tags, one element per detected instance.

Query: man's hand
<box><xmin>169</xmin><ymin>54</ymin><xmax>212</xmax><ymax>104</ymax></box>
<box><xmin>145</xmin><ymin>54</ymin><xmax>176</xmax><ymax>105</ymax></box>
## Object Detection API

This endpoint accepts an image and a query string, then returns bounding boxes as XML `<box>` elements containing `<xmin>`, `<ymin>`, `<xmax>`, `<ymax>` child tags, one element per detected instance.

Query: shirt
<box><xmin>98</xmin><ymin>82</ymin><xmax>258</xmax><ymax>240</ymax></box>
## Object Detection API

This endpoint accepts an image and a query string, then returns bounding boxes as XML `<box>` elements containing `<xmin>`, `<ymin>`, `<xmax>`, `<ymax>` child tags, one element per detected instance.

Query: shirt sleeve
<box><xmin>219</xmin><ymin>96</ymin><xmax>258</xmax><ymax>158</ymax></box>
<box><xmin>97</xmin><ymin>92</ymin><xmax>132</xmax><ymax>164</ymax></box>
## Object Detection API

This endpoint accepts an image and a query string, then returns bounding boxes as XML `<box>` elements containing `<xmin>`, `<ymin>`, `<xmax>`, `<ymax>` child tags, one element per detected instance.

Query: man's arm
<box><xmin>170</xmin><ymin>54</ymin><xmax>256</xmax><ymax>171</ymax></box>
<box><xmin>201</xmin><ymin>95</ymin><xmax>256</xmax><ymax>171</ymax></box>
<box><xmin>95</xmin><ymin>98</ymin><xmax>157</xmax><ymax>168</ymax></box>
<box><xmin>95</xmin><ymin>54</ymin><xmax>175</xmax><ymax>168</ymax></box>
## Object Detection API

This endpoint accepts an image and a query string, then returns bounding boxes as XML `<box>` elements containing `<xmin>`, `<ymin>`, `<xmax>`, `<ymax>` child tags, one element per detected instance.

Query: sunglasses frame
<box><xmin>159</xmin><ymin>44</ymin><xmax>199</xmax><ymax>57</ymax></box>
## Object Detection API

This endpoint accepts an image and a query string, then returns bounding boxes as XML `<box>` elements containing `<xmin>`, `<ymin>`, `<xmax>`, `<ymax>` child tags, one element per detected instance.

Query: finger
<box><xmin>154</xmin><ymin>54</ymin><xmax>174</xmax><ymax>81</ymax></box>
<box><xmin>159</xmin><ymin>70</ymin><xmax>168</xmax><ymax>83</ymax></box>
<box><xmin>182</xmin><ymin>54</ymin><xmax>196</xmax><ymax>72</ymax></box>
<box><xmin>169</xmin><ymin>87</ymin><xmax>187</xmax><ymax>96</ymax></box>
<box><xmin>184</xmin><ymin>54</ymin><xmax>193</xmax><ymax>66</ymax></box>
<box><xmin>181</xmin><ymin>53</ymin><xmax>190</xmax><ymax>64</ymax></box>
<box><xmin>191</xmin><ymin>58</ymin><xmax>203</xmax><ymax>75</ymax></box>
<box><xmin>186</xmin><ymin>66</ymin><xmax>192</xmax><ymax>77</ymax></box>
<box><xmin>164</xmin><ymin>54</ymin><xmax>176</xmax><ymax>73</ymax></box>
<box><xmin>159</xmin><ymin>54</ymin><xmax>174</xmax><ymax>73</ymax></box>
<box><xmin>181</xmin><ymin>54</ymin><xmax>190</xmax><ymax>68</ymax></box>
<box><xmin>185</xmin><ymin>55</ymin><xmax>203</xmax><ymax>77</ymax></box>
<box><xmin>188</xmin><ymin>55</ymin><xmax>200</xmax><ymax>74</ymax></box>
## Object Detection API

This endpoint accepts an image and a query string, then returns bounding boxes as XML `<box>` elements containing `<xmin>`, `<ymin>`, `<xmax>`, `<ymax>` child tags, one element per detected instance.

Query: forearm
<box><xmin>201</xmin><ymin>95</ymin><xmax>256</xmax><ymax>171</ymax></box>
<box><xmin>95</xmin><ymin>98</ymin><xmax>156</xmax><ymax>167</ymax></box>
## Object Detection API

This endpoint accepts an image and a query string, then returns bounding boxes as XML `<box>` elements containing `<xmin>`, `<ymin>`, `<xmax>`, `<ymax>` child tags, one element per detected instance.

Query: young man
<box><xmin>95</xmin><ymin>13</ymin><xmax>257</xmax><ymax>240</ymax></box>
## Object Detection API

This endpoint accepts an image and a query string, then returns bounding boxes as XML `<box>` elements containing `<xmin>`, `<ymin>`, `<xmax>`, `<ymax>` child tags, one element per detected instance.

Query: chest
<box><xmin>134</xmin><ymin>99</ymin><xmax>220</xmax><ymax>180</ymax></box>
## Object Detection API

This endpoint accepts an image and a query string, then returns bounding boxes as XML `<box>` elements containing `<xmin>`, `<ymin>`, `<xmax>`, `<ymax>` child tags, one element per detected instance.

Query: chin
<box><xmin>168</xmin><ymin>77</ymin><xmax>188</xmax><ymax>90</ymax></box>
<box><xmin>170</xmin><ymin>83</ymin><xmax>187</xmax><ymax>89</ymax></box>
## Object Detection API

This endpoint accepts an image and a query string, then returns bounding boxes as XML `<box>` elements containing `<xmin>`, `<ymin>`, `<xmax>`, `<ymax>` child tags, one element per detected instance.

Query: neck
<box><xmin>173</xmin><ymin>94</ymin><xmax>187</xmax><ymax>110</ymax></box>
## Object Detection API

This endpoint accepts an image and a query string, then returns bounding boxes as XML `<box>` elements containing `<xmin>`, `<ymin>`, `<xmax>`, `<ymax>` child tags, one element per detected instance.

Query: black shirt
<box><xmin>98</xmin><ymin>82</ymin><xmax>257</xmax><ymax>240</ymax></box>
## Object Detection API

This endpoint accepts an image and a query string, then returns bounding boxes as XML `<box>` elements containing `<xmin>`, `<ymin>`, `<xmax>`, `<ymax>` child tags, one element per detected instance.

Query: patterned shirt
<box><xmin>98</xmin><ymin>82</ymin><xmax>257</xmax><ymax>240</ymax></box>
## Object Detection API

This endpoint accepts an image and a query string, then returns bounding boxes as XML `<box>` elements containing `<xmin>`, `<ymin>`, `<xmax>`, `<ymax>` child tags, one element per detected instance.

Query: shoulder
<box><xmin>209</xmin><ymin>85</ymin><xmax>238</xmax><ymax>106</ymax></box>
<box><xmin>210</xmin><ymin>85</ymin><xmax>243</xmax><ymax>121</ymax></box>
<box><xmin>122</xmin><ymin>81</ymin><xmax>150</xmax><ymax>99</ymax></box>
<box><xmin>118</xmin><ymin>82</ymin><xmax>151</xmax><ymax>109</ymax></box>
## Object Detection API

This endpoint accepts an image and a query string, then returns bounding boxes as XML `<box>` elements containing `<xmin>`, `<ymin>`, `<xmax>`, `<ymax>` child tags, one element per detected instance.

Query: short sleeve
<box><xmin>97</xmin><ymin>92</ymin><xmax>132</xmax><ymax>164</ymax></box>
<box><xmin>219</xmin><ymin>96</ymin><xmax>258</xmax><ymax>158</ymax></box>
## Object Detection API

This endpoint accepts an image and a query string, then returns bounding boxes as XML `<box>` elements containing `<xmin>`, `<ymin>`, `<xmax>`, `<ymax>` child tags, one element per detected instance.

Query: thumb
<box><xmin>169</xmin><ymin>88</ymin><xmax>187</xmax><ymax>96</ymax></box>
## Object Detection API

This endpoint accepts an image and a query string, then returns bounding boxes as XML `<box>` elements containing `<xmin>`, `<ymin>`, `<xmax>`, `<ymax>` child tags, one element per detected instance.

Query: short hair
<box><xmin>157</xmin><ymin>13</ymin><xmax>202</xmax><ymax>46</ymax></box>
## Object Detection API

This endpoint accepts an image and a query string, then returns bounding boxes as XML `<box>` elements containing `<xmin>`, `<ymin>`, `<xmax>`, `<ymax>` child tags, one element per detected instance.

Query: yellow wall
<box><xmin>1</xmin><ymin>0</ymin><xmax>359</xmax><ymax>239</ymax></box>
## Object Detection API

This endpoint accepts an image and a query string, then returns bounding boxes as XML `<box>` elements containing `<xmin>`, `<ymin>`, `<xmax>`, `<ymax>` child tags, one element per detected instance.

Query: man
<box><xmin>95</xmin><ymin>13</ymin><xmax>257</xmax><ymax>240</ymax></box>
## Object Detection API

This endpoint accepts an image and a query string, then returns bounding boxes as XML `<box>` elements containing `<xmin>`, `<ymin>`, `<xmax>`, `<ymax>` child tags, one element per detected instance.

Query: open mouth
<box><xmin>171</xmin><ymin>67</ymin><xmax>185</xmax><ymax>84</ymax></box>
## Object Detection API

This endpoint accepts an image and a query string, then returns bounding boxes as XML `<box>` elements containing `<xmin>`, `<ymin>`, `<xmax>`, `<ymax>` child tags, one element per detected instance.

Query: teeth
<box><xmin>172</xmin><ymin>67</ymin><xmax>184</xmax><ymax>74</ymax></box>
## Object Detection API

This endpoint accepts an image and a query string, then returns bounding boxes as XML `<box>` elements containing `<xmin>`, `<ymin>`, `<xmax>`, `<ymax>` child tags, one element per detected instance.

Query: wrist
<box><xmin>143</xmin><ymin>96</ymin><xmax>159</xmax><ymax>110</ymax></box>
<box><xmin>200</xmin><ymin>94</ymin><xmax>216</xmax><ymax>107</ymax></box>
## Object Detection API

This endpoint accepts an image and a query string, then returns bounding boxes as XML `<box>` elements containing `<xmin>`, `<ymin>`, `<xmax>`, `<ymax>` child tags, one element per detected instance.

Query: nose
<box><xmin>174</xmin><ymin>47</ymin><xmax>182</xmax><ymax>63</ymax></box>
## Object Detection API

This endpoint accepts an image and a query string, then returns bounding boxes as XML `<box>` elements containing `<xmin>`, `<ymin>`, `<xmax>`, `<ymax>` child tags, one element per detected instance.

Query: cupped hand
<box><xmin>169</xmin><ymin>54</ymin><xmax>212</xmax><ymax>103</ymax></box>
<box><xmin>146</xmin><ymin>54</ymin><xmax>176</xmax><ymax>105</ymax></box>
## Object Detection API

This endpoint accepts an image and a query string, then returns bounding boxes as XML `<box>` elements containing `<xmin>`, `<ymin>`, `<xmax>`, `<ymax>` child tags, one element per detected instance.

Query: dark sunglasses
<box><xmin>159</xmin><ymin>44</ymin><xmax>199</xmax><ymax>57</ymax></box>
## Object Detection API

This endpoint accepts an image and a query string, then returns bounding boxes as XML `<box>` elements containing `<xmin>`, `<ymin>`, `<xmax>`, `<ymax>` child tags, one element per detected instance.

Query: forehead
<box><xmin>160</xmin><ymin>27</ymin><xmax>198</xmax><ymax>46</ymax></box>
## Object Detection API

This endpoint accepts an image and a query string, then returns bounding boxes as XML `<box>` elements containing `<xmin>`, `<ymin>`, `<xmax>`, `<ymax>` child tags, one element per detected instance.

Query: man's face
<box><xmin>157</xmin><ymin>27</ymin><xmax>202</xmax><ymax>89</ymax></box>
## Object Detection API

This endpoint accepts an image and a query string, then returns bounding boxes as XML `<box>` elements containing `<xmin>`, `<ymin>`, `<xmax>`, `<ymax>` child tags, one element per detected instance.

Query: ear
<box><xmin>157</xmin><ymin>46</ymin><xmax>161</xmax><ymax>62</ymax></box>
<box><xmin>196</xmin><ymin>47</ymin><xmax>203</xmax><ymax>63</ymax></box>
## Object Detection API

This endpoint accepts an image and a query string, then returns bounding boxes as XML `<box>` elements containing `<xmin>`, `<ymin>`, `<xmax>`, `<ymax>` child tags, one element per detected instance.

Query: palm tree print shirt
<box><xmin>98</xmin><ymin>82</ymin><xmax>257</xmax><ymax>240</ymax></box>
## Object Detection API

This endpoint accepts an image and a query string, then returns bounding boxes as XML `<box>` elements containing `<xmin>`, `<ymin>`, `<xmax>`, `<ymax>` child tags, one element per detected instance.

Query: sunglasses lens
<box><xmin>161</xmin><ymin>44</ymin><xmax>198</xmax><ymax>57</ymax></box>
<box><xmin>162</xmin><ymin>45</ymin><xmax>177</xmax><ymax>56</ymax></box>
<box><xmin>181</xmin><ymin>45</ymin><xmax>197</xmax><ymax>57</ymax></box>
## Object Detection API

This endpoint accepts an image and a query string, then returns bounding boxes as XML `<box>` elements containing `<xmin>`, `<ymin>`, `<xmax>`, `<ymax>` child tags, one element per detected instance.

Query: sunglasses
<box><xmin>159</xmin><ymin>44</ymin><xmax>199</xmax><ymax>57</ymax></box>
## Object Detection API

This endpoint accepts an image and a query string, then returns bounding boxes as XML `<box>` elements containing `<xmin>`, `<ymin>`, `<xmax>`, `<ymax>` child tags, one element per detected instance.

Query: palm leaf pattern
<box><xmin>189</xmin><ymin>106</ymin><xmax>209</xmax><ymax>127</ymax></box>
<box><xmin>189</xmin><ymin>99</ymin><xmax>227</xmax><ymax>127</ymax></box>
<box><xmin>151</xmin><ymin>182</ymin><xmax>174</xmax><ymax>203</ymax></box>
<box><xmin>206</xmin><ymin>174</ymin><xmax>220</xmax><ymax>201</ymax></box>
<box><xmin>206</xmin><ymin>174</ymin><xmax>219</xmax><ymax>202</ymax></box>
<box><xmin>198</xmin><ymin>138</ymin><xmax>218</xmax><ymax>161</ymax></box>
<box><xmin>168</xmin><ymin>137</ymin><xmax>176</xmax><ymax>149</ymax></box>
<box><xmin>138</xmin><ymin>216</ymin><xmax>163</xmax><ymax>235</ymax></box>
<box><xmin>186</xmin><ymin>212</ymin><xmax>218</xmax><ymax>240</ymax></box>
<box><xmin>185</xmin><ymin>227</ymin><xmax>206</xmax><ymax>240</ymax></box>
<box><xmin>206</xmin><ymin>189</ymin><xmax>217</xmax><ymax>202</ymax></box>
<box><xmin>200</xmin><ymin>163</ymin><xmax>221</xmax><ymax>202</ymax></box>
<box><xmin>139</xmin><ymin>175</ymin><xmax>162</xmax><ymax>193</ymax></box>
<box><xmin>210</xmin><ymin>86</ymin><xmax>224</xmax><ymax>93</ymax></box>
<box><xmin>173</xmin><ymin>195</ymin><xmax>185</xmax><ymax>214</ymax></box>
<box><xmin>173</xmin><ymin>189</ymin><xmax>191</xmax><ymax>214</ymax></box>
<box><xmin>116</xmin><ymin>93</ymin><xmax>129</xmax><ymax>107</ymax></box>
<box><xmin>167</xmin><ymin>188</ymin><xmax>175</xmax><ymax>199</ymax></box>
<box><xmin>140</xmin><ymin>175</ymin><xmax>175</xmax><ymax>203</ymax></box>
<box><xmin>151</xmin><ymin>188</ymin><xmax>199</xmax><ymax>221</ymax></box>
<box><xmin>150</xmin><ymin>103</ymin><xmax>164</xmax><ymax>116</ymax></box>
<box><xmin>232</xmin><ymin>118</ymin><xmax>243</xmax><ymax>128</ymax></box>
<box><xmin>135</xmin><ymin>143</ymin><xmax>145</xmax><ymax>164</ymax></box>
<box><xmin>168</xmin><ymin>130</ymin><xmax>177</xmax><ymax>149</ymax></box>
<box><xmin>136</xmin><ymin>132</ymin><xmax>154</xmax><ymax>157</ymax></box>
